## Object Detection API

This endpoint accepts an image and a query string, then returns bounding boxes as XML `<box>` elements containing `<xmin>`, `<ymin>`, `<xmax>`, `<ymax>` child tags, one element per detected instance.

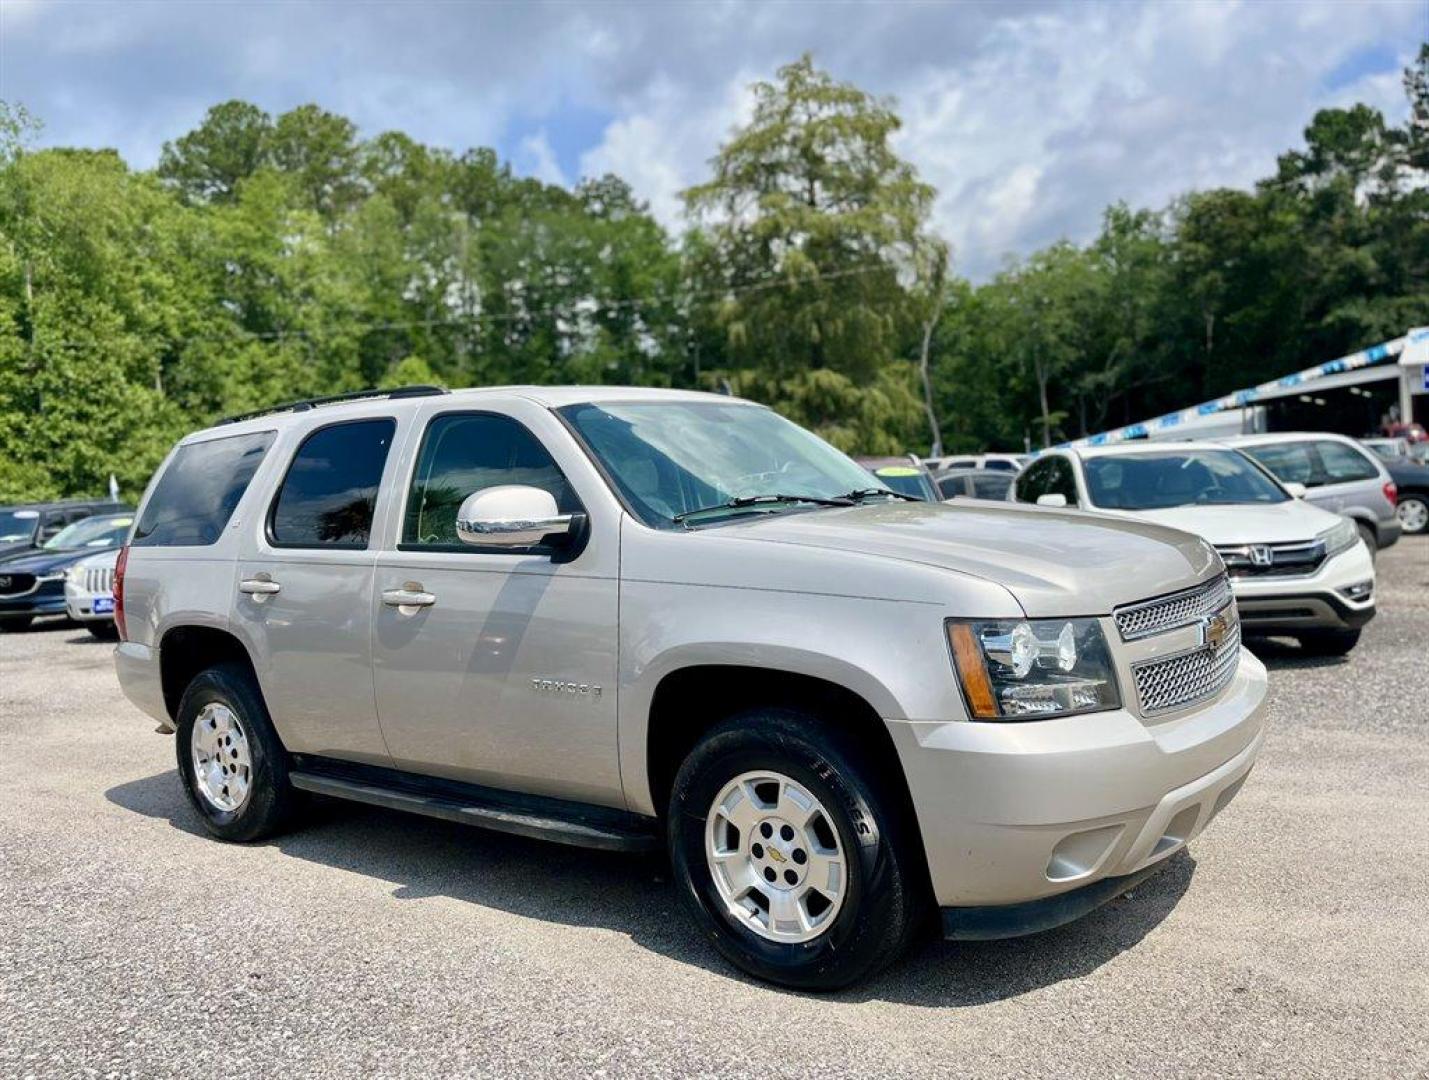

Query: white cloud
<box><xmin>1</xmin><ymin>0</ymin><xmax>1421</xmax><ymax>278</ymax></box>
<box><xmin>515</xmin><ymin>130</ymin><xmax>568</xmax><ymax>188</ymax></box>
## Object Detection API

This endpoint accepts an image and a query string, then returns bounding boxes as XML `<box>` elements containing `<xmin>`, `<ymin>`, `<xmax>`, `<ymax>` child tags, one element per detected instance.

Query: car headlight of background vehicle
<box><xmin>1318</xmin><ymin>516</ymin><xmax>1359</xmax><ymax>557</ymax></box>
<box><xmin>947</xmin><ymin>617</ymin><xmax>1120</xmax><ymax>720</ymax></box>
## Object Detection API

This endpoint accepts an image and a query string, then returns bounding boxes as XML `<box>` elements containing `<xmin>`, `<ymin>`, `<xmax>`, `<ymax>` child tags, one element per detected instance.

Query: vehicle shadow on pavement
<box><xmin>1243</xmin><ymin>638</ymin><xmax>1352</xmax><ymax>672</ymax></box>
<box><xmin>105</xmin><ymin>770</ymin><xmax>1194</xmax><ymax>1004</ymax></box>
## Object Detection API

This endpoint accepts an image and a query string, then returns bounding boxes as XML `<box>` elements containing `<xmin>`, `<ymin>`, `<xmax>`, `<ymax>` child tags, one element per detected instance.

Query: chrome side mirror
<box><xmin>455</xmin><ymin>486</ymin><xmax>576</xmax><ymax>549</ymax></box>
<box><xmin>1283</xmin><ymin>481</ymin><xmax>1308</xmax><ymax>499</ymax></box>
<box><xmin>1035</xmin><ymin>493</ymin><xmax>1069</xmax><ymax>508</ymax></box>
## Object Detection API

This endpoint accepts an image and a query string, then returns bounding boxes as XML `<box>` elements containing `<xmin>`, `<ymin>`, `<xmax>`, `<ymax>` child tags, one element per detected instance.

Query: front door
<box><xmin>370</xmin><ymin>403</ymin><xmax>622</xmax><ymax>807</ymax></box>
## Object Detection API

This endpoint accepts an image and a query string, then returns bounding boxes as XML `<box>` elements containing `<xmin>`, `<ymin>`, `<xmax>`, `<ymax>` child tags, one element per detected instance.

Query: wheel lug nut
<box><xmin>760</xmin><ymin>823</ymin><xmax>773</xmax><ymax>839</ymax></box>
<box><xmin>751</xmin><ymin>842</ymin><xmax>764</xmax><ymax>858</ymax></box>
<box><xmin>780</xmin><ymin>825</ymin><xmax>795</xmax><ymax>842</ymax></box>
<box><xmin>792</xmin><ymin>849</ymin><xmax>807</xmax><ymax>864</ymax></box>
<box><xmin>763</xmin><ymin>867</ymin><xmax>776</xmax><ymax>883</ymax></box>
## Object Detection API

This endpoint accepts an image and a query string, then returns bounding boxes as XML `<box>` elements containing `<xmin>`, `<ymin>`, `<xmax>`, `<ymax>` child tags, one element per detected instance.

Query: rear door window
<box><xmin>269</xmin><ymin>419</ymin><xmax>396</xmax><ymax>548</ymax></box>
<box><xmin>132</xmin><ymin>431</ymin><xmax>275</xmax><ymax>547</ymax></box>
<box><xmin>1315</xmin><ymin>441</ymin><xmax>1379</xmax><ymax>484</ymax></box>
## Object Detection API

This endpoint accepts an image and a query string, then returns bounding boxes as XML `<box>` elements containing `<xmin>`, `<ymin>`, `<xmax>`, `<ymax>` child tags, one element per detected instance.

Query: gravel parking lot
<box><xmin>2</xmin><ymin>541</ymin><xmax>1425</xmax><ymax>1078</ymax></box>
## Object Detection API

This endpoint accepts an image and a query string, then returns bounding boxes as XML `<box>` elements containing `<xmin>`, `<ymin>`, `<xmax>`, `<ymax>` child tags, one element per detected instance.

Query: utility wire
<box><xmin>30</xmin><ymin>259</ymin><xmax>904</xmax><ymax>354</ymax></box>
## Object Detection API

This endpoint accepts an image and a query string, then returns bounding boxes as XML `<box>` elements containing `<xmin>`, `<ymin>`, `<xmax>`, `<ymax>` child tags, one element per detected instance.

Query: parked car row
<box><xmin>0</xmin><ymin>507</ymin><xmax>132</xmax><ymax>633</ymax></box>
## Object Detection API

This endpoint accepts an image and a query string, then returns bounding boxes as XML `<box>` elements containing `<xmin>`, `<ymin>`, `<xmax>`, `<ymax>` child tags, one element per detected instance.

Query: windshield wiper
<box><xmin>835</xmin><ymin>487</ymin><xmax>922</xmax><ymax>503</ymax></box>
<box><xmin>673</xmin><ymin>493</ymin><xmax>854</xmax><ymax>524</ymax></box>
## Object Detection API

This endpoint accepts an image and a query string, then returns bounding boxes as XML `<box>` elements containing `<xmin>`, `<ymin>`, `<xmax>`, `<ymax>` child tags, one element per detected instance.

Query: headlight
<box><xmin>66</xmin><ymin>566</ymin><xmax>85</xmax><ymax>586</ymax></box>
<box><xmin>947</xmin><ymin>617</ymin><xmax>1121</xmax><ymax>720</ymax></box>
<box><xmin>1318</xmin><ymin>517</ymin><xmax>1359</xmax><ymax>557</ymax></box>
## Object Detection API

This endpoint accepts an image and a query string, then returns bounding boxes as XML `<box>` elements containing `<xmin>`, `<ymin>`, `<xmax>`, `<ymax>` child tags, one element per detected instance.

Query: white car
<box><xmin>64</xmin><ymin>548</ymin><xmax>120</xmax><ymax>639</ymax></box>
<box><xmin>1011</xmin><ymin>442</ymin><xmax>1374</xmax><ymax>655</ymax></box>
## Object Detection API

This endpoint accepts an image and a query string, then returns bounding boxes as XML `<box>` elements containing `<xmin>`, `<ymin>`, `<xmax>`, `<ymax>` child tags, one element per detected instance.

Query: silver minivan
<box><xmin>1222</xmin><ymin>433</ymin><xmax>1401</xmax><ymax>553</ymax></box>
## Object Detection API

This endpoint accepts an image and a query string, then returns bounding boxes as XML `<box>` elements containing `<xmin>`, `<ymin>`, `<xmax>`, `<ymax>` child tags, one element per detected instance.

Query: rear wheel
<box><xmin>0</xmin><ymin>616</ymin><xmax>33</xmax><ymax>633</ymax></box>
<box><xmin>667</xmin><ymin>709</ymin><xmax>926</xmax><ymax>990</ymax></box>
<box><xmin>1396</xmin><ymin>494</ymin><xmax>1428</xmax><ymax>535</ymax></box>
<box><xmin>1297</xmin><ymin>628</ymin><xmax>1361</xmax><ymax>656</ymax></box>
<box><xmin>175</xmin><ymin>663</ymin><xmax>298</xmax><ymax>842</ymax></box>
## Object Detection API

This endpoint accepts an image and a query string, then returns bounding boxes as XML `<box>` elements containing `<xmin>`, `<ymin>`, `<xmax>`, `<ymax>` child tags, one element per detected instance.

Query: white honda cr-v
<box><xmin>1011</xmin><ymin>441</ymin><xmax>1375</xmax><ymax>655</ymax></box>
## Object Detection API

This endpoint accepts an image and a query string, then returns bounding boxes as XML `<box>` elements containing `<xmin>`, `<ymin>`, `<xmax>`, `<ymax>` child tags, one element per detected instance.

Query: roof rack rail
<box><xmin>218</xmin><ymin>385</ymin><xmax>449</xmax><ymax>425</ymax></box>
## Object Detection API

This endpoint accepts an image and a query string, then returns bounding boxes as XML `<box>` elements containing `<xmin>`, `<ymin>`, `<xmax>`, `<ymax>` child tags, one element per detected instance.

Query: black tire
<box><xmin>1396</xmin><ymin>494</ymin><xmax>1429</xmax><ymax>536</ymax></box>
<box><xmin>85</xmin><ymin>621</ymin><xmax>119</xmax><ymax>641</ymax></box>
<box><xmin>1355</xmin><ymin>521</ymin><xmax>1378</xmax><ymax>557</ymax></box>
<box><xmin>175</xmin><ymin>662</ymin><xmax>298</xmax><ymax>842</ymax></box>
<box><xmin>0</xmin><ymin>615</ymin><xmax>33</xmax><ymax>632</ymax></box>
<box><xmin>668</xmin><ymin>709</ymin><xmax>927</xmax><ymax>991</ymax></box>
<box><xmin>1297</xmin><ymin>628</ymin><xmax>1361</xmax><ymax>656</ymax></box>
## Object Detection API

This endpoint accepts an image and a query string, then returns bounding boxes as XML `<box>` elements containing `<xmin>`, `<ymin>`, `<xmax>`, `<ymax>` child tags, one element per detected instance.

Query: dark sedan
<box><xmin>1385</xmin><ymin>458</ymin><xmax>1429</xmax><ymax>536</ymax></box>
<box><xmin>0</xmin><ymin>513</ymin><xmax>135</xmax><ymax>631</ymax></box>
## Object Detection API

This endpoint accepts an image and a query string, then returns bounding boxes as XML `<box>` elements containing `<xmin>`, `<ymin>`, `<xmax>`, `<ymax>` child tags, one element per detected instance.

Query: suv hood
<box><xmin>1091</xmin><ymin>499</ymin><xmax>1338</xmax><ymax>546</ymax></box>
<box><xmin>719</xmin><ymin>500</ymin><xmax>1219</xmax><ymax>617</ymax></box>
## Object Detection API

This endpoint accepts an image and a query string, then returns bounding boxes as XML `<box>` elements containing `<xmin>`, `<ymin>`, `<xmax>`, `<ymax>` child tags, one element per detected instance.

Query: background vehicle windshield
<box><xmin>42</xmin><ymin>515</ymin><xmax>133</xmax><ymax>551</ymax></box>
<box><xmin>560</xmin><ymin>401</ymin><xmax>887</xmax><ymax>527</ymax></box>
<box><xmin>1084</xmin><ymin>450</ymin><xmax>1288</xmax><ymax>510</ymax></box>
<box><xmin>870</xmin><ymin>467</ymin><xmax>937</xmax><ymax>501</ymax></box>
<box><xmin>0</xmin><ymin>510</ymin><xmax>39</xmax><ymax>544</ymax></box>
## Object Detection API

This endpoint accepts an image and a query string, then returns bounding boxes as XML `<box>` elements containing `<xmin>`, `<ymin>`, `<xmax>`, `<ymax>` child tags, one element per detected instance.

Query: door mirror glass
<box><xmin>1283</xmin><ymin>481</ymin><xmax>1308</xmax><ymax>499</ymax></box>
<box><xmin>455</xmin><ymin>485</ymin><xmax>575</xmax><ymax>549</ymax></box>
<box><xmin>1036</xmin><ymin>493</ymin><xmax>1068</xmax><ymax>508</ymax></box>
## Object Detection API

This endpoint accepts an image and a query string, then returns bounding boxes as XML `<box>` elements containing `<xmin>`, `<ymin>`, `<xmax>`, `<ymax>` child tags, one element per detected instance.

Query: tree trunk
<box><xmin>917</xmin><ymin>313</ymin><xmax>943</xmax><ymax>457</ymax></box>
<box><xmin>1035</xmin><ymin>354</ymin><xmax>1052</xmax><ymax>448</ymax></box>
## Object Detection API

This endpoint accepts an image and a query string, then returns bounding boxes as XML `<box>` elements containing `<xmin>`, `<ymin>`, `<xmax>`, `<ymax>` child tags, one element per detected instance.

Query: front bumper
<box><xmin>64</xmin><ymin>581</ymin><xmax>115</xmax><ymax>623</ymax></box>
<box><xmin>1232</xmin><ymin>542</ymin><xmax>1375</xmax><ymax>634</ymax></box>
<box><xmin>0</xmin><ymin>580</ymin><xmax>67</xmax><ymax>618</ymax></box>
<box><xmin>886</xmin><ymin>650</ymin><xmax>1268</xmax><ymax>915</ymax></box>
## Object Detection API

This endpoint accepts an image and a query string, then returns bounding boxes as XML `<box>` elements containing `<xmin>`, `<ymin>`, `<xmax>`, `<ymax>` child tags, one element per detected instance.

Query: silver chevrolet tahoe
<box><xmin>113</xmin><ymin>385</ymin><xmax>1268</xmax><ymax>989</ymax></box>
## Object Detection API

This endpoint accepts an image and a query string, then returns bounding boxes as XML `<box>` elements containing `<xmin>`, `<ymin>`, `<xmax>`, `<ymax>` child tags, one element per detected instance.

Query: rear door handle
<box><xmin>238</xmin><ymin>576</ymin><xmax>281</xmax><ymax>595</ymax></box>
<box><xmin>382</xmin><ymin>583</ymin><xmax>436</xmax><ymax>608</ymax></box>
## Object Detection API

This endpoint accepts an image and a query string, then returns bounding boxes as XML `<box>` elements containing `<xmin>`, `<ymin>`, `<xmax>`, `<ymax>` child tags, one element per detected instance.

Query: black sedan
<box><xmin>0</xmin><ymin>512</ymin><xmax>135</xmax><ymax>631</ymax></box>
<box><xmin>1386</xmin><ymin>458</ymin><xmax>1429</xmax><ymax>536</ymax></box>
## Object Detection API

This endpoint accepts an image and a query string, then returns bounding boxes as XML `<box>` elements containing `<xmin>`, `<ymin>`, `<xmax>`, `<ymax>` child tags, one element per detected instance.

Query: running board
<box><xmin>288</xmin><ymin>767</ymin><xmax>659</xmax><ymax>853</ymax></box>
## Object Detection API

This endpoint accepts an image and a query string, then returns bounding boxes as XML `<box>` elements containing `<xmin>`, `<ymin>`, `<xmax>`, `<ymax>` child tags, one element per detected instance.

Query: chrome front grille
<box><xmin>1215</xmin><ymin>539</ymin><xmax>1326</xmax><ymax>578</ymax></box>
<box><xmin>1132</xmin><ymin>612</ymin><xmax>1241</xmax><ymax>715</ymax></box>
<box><xmin>1114</xmin><ymin>574</ymin><xmax>1233</xmax><ymax>641</ymax></box>
<box><xmin>83</xmin><ymin>566</ymin><xmax>114</xmax><ymax>594</ymax></box>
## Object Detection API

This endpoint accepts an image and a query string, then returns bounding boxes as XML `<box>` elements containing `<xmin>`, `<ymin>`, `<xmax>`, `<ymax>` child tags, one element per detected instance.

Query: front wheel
<box><xmin>1356</xmin><ymin>521</ymin><xmax>1378</xmax><ymax>557</ymax></box>
<box><xmin>1298</xmin><ymin>628</ymin><xmax>1361</xmax><ymax>656</ymax></box>
<box><xmin>1396</xmin><ymin>495</ymin><xmax>1428</xmax><ymax>535</ymax></box>
<box><xmin>667</xmin><ymin>710</ymin><xmax>926</xmax><ymax>990</ymax></box>
<box><xmin>175</xmin><ymin>663</ymin><xmax>298</xmax><ymax>842</ymax></box>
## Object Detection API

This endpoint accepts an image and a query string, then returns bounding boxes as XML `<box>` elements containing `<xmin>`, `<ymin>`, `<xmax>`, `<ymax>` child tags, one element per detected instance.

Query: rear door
<box><xmin>369</xmin><ymin>398</ymin><xmax>623</xmax><ymax>807</ymax></box>
<box><xmin>230</xmin><ymin>415</ymin><xmax>404</xmax><ymax>765</ymax></box>
<box><xmin>1310</xmin><ymin>439</ymin><xmax>1386</xmax><ymax>519</ymax></box>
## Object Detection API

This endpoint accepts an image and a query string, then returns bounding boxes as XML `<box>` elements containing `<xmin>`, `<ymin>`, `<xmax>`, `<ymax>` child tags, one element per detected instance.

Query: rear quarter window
<box><xmin>132</xmin><ymin>431</ymin><xmax>276</xmax><ymax>547</ymax></box>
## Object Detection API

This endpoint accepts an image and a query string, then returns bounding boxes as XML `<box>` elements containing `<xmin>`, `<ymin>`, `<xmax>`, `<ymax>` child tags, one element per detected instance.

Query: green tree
<box><xmin>157</xmin><ymin>100</ymin><xmax>274</xmax><ymax>204</ymax></box>
<box><xmin>682</xmin><ymin>54</ymin><xmax>943</xmax><ymax>449</ymax></box>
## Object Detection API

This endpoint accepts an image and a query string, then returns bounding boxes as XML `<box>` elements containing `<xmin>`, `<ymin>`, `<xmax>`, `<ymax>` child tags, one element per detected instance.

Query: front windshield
<box><xmin>42</xmin><ymin>515</ymin><xmax>134</xmax><ymax>551</ymax></box>
<box><xmin>0</xmin><ymin>510</ymin><xmax>39</xmax><ymax>544</ymax></box>
<box><xmin>560</xmin><ymin>401</ymin><xmax>890</xmax><ymax>527</ymax></box>
<box><xmin>1084</xmin><ymin>450</ymin><xmax>1288</xmax><ymax>510</ymax></box>
<box><xmin>870</xmin><ymin>467</ymin><xmax>937</xmax><ymax>501</ymax></box>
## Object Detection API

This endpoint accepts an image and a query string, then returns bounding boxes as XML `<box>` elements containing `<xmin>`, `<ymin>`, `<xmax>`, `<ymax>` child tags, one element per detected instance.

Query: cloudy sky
<box><xmin>1</xmin><ymin>0</ymin><xmax>1423</xmax><ymax>279</ymax></box>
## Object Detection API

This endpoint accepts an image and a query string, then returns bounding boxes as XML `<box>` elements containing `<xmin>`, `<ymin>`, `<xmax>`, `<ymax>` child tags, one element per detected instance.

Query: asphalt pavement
<box><xmin>2</xmin><ymin>540</ymin><xmax>1426</xmax><ymax>1078</ymax></box>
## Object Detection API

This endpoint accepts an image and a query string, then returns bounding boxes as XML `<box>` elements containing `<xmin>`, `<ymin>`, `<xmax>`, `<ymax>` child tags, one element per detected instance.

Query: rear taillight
<box><xmin>1383</xmin><ymin>481</ymin><xmax>1398</xmax><ymax>508</ymax></box>
<box><xmin>113</xmin><ymin>545</ymin><xmax>129</xmax><ymax>641</ymax></box>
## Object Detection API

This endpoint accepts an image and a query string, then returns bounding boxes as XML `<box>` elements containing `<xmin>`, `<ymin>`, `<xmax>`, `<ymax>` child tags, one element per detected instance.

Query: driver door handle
<box><xmin>238</xmin><ymin>576</ymin><xmax>281</xmax><ymax>595</ymax></box>
<box><xmin>382</xmin><ymin>584</ymin><xmax>437</xmax><ymax>608</ymax></box>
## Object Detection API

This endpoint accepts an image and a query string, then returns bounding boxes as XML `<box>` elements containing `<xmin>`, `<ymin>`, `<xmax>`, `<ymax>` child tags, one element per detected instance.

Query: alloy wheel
<box><xmin>705</xmin><ymin>770</ymin><xmax>847</xmax><ymax>943</ymax></box>
<box><xmin>190</xmin><ymin>702</ymin><xmax>253</xmax><ymax>813</ymax></box>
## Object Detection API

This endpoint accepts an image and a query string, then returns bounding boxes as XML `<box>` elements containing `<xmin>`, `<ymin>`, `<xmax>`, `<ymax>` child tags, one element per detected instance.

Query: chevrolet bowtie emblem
<box><xmin>1202</xmin><ymin>609</ymin><xmax>1233</xmax><ymax>650</ymax></box>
